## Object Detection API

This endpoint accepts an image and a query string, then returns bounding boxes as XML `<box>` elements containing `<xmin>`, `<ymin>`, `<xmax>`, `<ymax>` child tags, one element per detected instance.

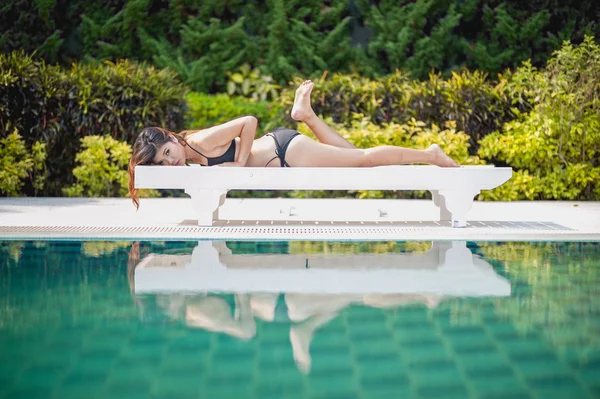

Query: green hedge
<box><xmin>185</xmin><ymin>92</ymin><xmax>284</xmax><ymax>136</ymax></box>
<box><xmin>478</xmin><ymin>37</ymin><xmax>600</xmax><ymax>200</ymax></box>
<box><xmin>63</xmin><ymin>135</ymin><xmax>131</xmax><ymax>198</ymax></box>
<box><xmin>2</xmin><ymin>0</ymin><xmax>600</xmax><ymax>92</ymax></box>
<box><xmin>0</xmin><ymin>129</ymin><xmax>46</xmax><ymax>196</ymax></box>
<box><xmin>0</xmin><ymin>51</ymin><xmax>187</xmax><ymax>196</ymax></box>
<box><xmin>2</xmin><ymin>38</ymin><xmax>599</xmax><ymax>201</ymax></box>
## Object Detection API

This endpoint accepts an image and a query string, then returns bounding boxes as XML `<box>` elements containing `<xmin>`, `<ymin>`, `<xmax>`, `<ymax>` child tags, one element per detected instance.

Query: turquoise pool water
<box><xmin>0</xmin><ymin>240</ymin><xmax>599</xmax><ymax>399</ymax></box>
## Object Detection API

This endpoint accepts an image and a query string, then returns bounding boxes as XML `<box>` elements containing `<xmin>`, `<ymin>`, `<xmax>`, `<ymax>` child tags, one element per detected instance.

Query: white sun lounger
<box><xmin>135</xmin><ymin>165</ymin><xmax>512</xmax><ymax>227</ymax></box>
<box><xmin>134</xmin><ymin>241</ymin><xmax>511</xmax><ymax>297</ymax></box>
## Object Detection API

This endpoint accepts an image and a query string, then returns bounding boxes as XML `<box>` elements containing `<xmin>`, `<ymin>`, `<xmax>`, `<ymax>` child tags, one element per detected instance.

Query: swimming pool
<box><xmin>0</xmin><ymin>240</ymin><xmax>598</xmax><ymax>399</ymax></box>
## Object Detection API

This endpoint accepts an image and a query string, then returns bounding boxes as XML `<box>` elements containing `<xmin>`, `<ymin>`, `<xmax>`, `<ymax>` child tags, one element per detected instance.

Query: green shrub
<box><xmin>0</xmin><ymin>129</ymin><xmax>46</xmax><ymax>196</ymax></box>
<box><xmin>226</xmin><ymin>63</ymin><xmax>281</xmax><ymax>102</ymax></box>
<box><xmin>0</xmin><ymin>51</ymin><xmax>187</xmax><ymax>196</ymax></box>
<box><xmin>139</xmin><ymin>0</ymin><xmax>354</xmax><ymax>92</ymax></box>
<box><xmin>461</xmin><ymin>4</ymin><xmax>553</xmax><ymax>75</ymax></box>
<box><xmin>65</xmin><ymin>59</ymin><xmax>187</xmax><ymax>140</ymax></box>
<box><xmin>0</xmin><ymin>52</ymin><xmax>66</xmax><ymax>190</ymax></box>
<box><xmin>477</xmin><ymin>170</ymin><xmax>540</xmax><ymax>201</ymax></box>
<box><xmin>63</xmin><ymin>135</ymin><xmax>132</xmax><ymax>197</ymax></box>
<box><xmin>70</xmin><ymin>0</ymin><xmax>599</xmax><ymax>92</ymax></box>
<box><xmin>185</xmin><ymin>92</ymin><xmax>285</xmax><ymax>136</ymax></box>
<box><xmin>3</xmin><ymin>0</ymin><xmax>600</xmax><ymax>93</ymax></box>
<box><xmin>414</xmin><ymin>71</ymin><xmax>515</xmax><ymax>148</ymax></box>
<box><xmin>63</xmin><ymin>135</ymin><xmax>161</xmax><ymax>199</ymax></box>
<box><xmin>139</xmin><ymin>16</ymin><xmax>261</xmax><ymax>93</ymax></box>
<box><xmin>479</xmin><ymin>36</ymin><xmax>600</xmax><ymax>200</ymax></box>
<box><xmin>0</xmin><ymin>0</ymin><xmax>63</xmax><ymax>63</ymax></box>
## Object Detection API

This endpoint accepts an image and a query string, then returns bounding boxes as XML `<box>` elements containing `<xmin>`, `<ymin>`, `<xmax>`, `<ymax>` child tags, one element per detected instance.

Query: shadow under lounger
<box><xmin>134</xmin><ymin>165</ymin><xmax>513</xmax><ymax>227</ymax></box>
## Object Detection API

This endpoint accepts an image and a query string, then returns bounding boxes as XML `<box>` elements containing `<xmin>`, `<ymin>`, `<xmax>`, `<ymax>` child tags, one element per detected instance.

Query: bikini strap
<box><xmin>186</xmin><ymin>143</ymin><xmax>207</xmax><ymax>159</ymax></box>
<box><xmin>180</xmin><ymin>131</ymin><xmax>208</xmax><ymax>159</ymax></box>
<box><xmin>264</xmin><ymin>132</ymin><xmax>284</xmax><ymax>167</ymax></box>
<box><xmin>264</xmin><ymin>155</ymin><xmax>279</xmax><ymax>167</ymax></box>
<box><xmin>264</xmin><ymin>132</ymin><xmax>293</xmax><ymax>167</ymax></box>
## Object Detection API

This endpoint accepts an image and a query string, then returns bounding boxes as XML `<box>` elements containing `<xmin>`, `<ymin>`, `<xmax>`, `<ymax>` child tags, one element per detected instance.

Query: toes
<box><xmin>297</xmin><ymin>80</ymin><xmax>314</xmax><ymax>94</ymax></box>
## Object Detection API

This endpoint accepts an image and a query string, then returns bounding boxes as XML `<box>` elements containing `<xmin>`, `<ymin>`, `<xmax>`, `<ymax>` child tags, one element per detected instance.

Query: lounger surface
<box><xmin>135</xmin><ymin>165</ymin><xmax>512</xmax><ymax>227</ymax></box>
<box><xmin>136</xmin><ymin>165</ymin><xmax>511</xmax><ymax>190</ymax></box>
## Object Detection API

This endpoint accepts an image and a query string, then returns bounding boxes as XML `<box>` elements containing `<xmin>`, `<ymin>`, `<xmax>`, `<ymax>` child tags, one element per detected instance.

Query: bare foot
<box><xmin>427</xmin><ymin>144</ymin><xmax>460</xmax><ymax>167</ymax></box>
<box><xmin>291</xmin><ymin>80</ymin><xmax>316</xmax><ymax>121</ymax></box>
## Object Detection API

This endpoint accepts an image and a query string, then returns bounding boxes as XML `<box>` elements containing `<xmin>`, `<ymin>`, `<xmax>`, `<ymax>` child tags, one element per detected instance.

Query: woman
<box><xmin>128</xmin><ymin>80</ymin><xmax>459</xmax><ymax>208</ymax></box>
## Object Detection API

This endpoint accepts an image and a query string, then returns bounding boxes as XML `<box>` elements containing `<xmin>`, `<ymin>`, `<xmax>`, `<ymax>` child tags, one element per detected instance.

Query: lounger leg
<box><xmin>185</xmin><ymin>189</ymin><xmax>228</xmax><ymax>226</ymax></box>
<box><xmin>430</xmin><ymin>190</ymin><xmax>452</xmax><ymax>222</ymax></box>
<box><xmin>435</xmin><ymin>189</ymin><xmax>480</xmax><ymax>228</ymax></box>
<box><xmin>190</xmin><ymin>241</ymin><xmax>226</xmax><ymax>268</ymax></box>
<box><xmin>432</xmin><ymin>241</ymin><xmax>473</xmax><ymax>270</ymax></box>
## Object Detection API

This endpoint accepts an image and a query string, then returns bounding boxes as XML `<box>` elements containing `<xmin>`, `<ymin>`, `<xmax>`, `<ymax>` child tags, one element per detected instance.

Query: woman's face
<box><xmin>153</xmin><ymin>138</ymin><xmax>186</xmax><ymax>166</ymax></box>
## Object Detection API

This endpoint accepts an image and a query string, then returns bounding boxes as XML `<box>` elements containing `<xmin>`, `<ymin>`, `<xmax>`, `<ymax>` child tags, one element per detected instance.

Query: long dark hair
<box><xmin>128</xmin><ymin>127</ymin><xmax>186</xmax><ymax>209</ymax></box>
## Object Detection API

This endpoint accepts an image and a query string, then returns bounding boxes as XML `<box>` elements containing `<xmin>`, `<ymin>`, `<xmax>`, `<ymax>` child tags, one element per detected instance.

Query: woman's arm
<box><xmin>186</xmin><ymin>116</ymin><xmax>258</xmax><ymax>166</ymax></box>
<box><xmin>234</xmin><ymin>116</ymin><xmax>257</xmax><ymax>167</ymax></box>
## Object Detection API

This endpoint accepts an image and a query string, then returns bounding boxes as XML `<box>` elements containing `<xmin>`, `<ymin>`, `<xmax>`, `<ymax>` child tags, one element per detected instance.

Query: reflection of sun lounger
<box><xmin>135</xmin><ymin>165</ymin><xmax>512</xmax><ymax>227</ymax></box>
<box><xmin>134</xmin><ymin>241</ymin><xmax>511</xmax><ymax>297</ymax></box>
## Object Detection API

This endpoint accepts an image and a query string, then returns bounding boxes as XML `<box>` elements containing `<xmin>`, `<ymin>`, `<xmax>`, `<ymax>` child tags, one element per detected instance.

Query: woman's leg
<box><xmin>289</xmin><ymin>311</ymin><xmax>339</xmax><ymax>374</ymax></box>
<box><xmin>185</xmin><ymin>294</ymin><xmax>257</xmax><ymax>340</ymax></box>
<box><xmin>285</xmin><ymin>135</ymin><xmax>460</xmax><ymax>167</ymax></box>
<box><xmin>289</xmin><ymin>80</ymin><xmax>458</xmax><ymax>167</ymax></box>
<box><xmin>249</xmin><ymin>293</ymin><xmax>278</xmax><ymax>322</ymax></box>
<box><xmin>291</xmin><ymin>80</ymin><xmax>356</xmax><ymax>149</ymax></box>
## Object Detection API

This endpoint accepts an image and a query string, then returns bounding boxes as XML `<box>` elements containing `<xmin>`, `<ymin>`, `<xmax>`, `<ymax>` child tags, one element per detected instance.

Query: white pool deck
<box><xmin>1</xmin><ymin>197</ymin><xmax>598</xmax><ymax>241</ymax></box>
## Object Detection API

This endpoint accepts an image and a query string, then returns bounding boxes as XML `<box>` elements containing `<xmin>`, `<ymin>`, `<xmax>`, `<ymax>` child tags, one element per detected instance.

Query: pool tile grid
<box><xmin>391</xmin><ymin>307</ymin><xmax>475</xmax><ymax>399</ymax></box>
<box><xmin>3</xmin><ymin>300</ymin><xmax>599</xmax><ymax>399</ymax></box>
<box><xmin>308</xmin><ymin>314</ymin><xmax>358</xmax><ymax>399</ymax></box>
<box><xmin>349</xmin><ymin>309</ymin><xmax>410</xmax><ymax>399</ymax></box>
<box><xmin>2</xmin><ymin>241</ymin><xmax>600</xmax><ymax>399</ymax></box>
<box><xmin>436</xmin><ymin>306</ymin><xmax>593</xmax><ymax>399</ymax></box>
<box><xmin>57</xmin><ymin>325</ymin><xmax>139</xmax><ymax>399</ymax></box>
<box><xmin>344</xmin><ymin>303</ymin><xmax>597</xmax><ymax>399</ymax></box>
<box><xmin>2</xmin><ymin>323</ymin><xmax>102</xmax><ymax>398</ymax></box>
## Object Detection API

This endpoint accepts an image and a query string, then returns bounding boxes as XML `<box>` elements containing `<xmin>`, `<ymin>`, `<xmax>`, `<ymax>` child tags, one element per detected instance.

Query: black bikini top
<box><xmin>187</xmin><ymin>139</ymin><xmax>236</xmax><ymax>166</ymax></box>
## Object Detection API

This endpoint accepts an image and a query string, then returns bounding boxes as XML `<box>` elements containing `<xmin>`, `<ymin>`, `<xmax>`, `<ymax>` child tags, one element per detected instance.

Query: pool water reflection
<box><xmin>0</xmin><ymin>240</ymin><xmax>599</xmax><ymax>399</ymax></box>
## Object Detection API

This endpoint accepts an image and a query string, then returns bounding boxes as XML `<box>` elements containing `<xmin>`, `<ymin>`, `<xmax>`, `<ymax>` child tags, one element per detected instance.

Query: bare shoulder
<box><xmin>188</xmin><ymin>116</ymin><xmax>257</xmax><ymax>151</ymax></box>
<box><xmin>182</xmin><ymin>129</ymin><xmax>212</xmax><ymax>152</ymax></box>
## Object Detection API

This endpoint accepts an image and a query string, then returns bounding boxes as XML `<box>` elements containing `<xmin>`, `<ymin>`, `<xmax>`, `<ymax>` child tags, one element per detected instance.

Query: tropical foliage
<box><xmin>0</xmin><ymin>51</ymin><xmax>187</xmax><ymax>196</ymax></box>
<box><xmin>478</xmin><ymin>36</ymin><xmax>600</xmax><ymax>200</ymax></box>
<box><xmin>2</xmin><ymin>0</ymin><xmax>599</xmax><ymax>92</ymax></box>
<box><xmin>1</xmin><ymin>30</ymin><xmax>599</xmax><ymax>201</ymax></box>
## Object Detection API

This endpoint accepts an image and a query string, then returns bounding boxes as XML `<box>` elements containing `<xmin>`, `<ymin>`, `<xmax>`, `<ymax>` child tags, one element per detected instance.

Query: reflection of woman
<box><xmin>152</xmin><ymin>291</ymin><xmax>443</xmax><ymax>374</ymax></box>
<box><xmin>127</xmin><ymin>241</ymin><xmax>445</xmax><ymax>373</ymax></box>
<box><xmin>185</xmin><ymin>294</ymin><xmax>256</xmax><ymax>340</ymax></box>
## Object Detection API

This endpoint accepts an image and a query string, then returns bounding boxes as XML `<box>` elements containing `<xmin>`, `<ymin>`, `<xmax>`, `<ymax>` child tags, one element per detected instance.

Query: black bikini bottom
<box><xmin>264</xmin><ymin>127</ymin><xmax>301</xmax><ymax>167</ymax></box>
